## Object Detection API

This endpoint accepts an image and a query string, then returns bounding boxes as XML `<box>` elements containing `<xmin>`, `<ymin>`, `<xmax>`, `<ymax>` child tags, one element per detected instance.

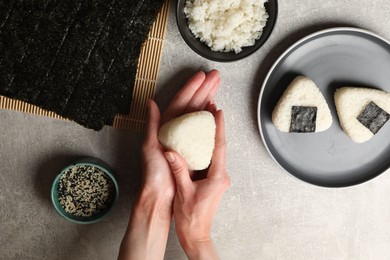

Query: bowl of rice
<box><xmin>51</xmin><ymin>158</ymin><xmax>119</xmax><ymax>224</ymax></box>
<box><xmin>176</xmin><ymin>0</ymin><xmax>278</xmax><ymax>62</ymax></box>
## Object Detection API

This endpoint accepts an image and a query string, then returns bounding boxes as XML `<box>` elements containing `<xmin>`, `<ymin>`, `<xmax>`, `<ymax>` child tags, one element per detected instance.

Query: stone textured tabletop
<box><xmin>2</xmin><ymin>0</ymin><xmax>390</xmax><ymax>259</ymax></box>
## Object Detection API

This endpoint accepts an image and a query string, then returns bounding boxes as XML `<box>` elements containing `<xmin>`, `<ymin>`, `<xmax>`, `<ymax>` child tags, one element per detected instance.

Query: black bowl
<box><xmin>176</xmin><ymin>0</ymin><xmax>278</xmax><ymax>62</ymax></box>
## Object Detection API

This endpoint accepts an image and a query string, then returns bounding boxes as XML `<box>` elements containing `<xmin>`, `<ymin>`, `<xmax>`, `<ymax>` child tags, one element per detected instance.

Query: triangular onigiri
<box><xmin>272</xmin><ymin>76</ymin><xmax>333</xmax><ymax>133</ymax></box>
<box><xmin>158</xmin><ymin>111</ymin><xmax>216</xmax><ymax>171</ymax></box>
<box><xmin>334</xmin><ymin>87</ymin><xmax>390</xmax><ymax>143</ymax></box>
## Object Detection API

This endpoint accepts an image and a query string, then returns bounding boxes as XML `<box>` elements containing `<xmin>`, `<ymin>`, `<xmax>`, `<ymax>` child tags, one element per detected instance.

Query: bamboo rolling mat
<box><xmin>0</xmin><ymin>0</ymin><xmax>170</xmax><ymax>132</ymax></box>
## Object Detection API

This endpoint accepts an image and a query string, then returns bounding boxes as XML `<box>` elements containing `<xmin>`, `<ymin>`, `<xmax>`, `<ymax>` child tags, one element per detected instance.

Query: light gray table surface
<box><xmin>2</xmin><ymin>1</ymin><xmax>390</xmax><ymax>259</ymax></box>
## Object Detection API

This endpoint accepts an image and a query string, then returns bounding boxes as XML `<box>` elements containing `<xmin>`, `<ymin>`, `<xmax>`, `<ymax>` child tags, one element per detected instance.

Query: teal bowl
<box><xmin>51</xmin><ymin>158</ymin><xmax>119</xmax><ymax>224</ymax></box>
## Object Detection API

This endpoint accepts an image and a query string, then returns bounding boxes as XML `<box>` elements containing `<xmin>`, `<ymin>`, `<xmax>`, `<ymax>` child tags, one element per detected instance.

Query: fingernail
<box><xmin>165</xmin><ymin>152</ymin><xmax>175</xmax><ymax>163</ymax></box>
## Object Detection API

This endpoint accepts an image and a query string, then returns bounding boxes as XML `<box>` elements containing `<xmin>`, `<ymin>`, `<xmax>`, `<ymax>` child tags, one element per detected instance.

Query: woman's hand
<box><xmin>165</xmin><ymin>109</ymin><xmax>230</xmax><ymax>260</ymax></box>
<box><xmin>139</xmin><ymin>99</ymin><xmax>175</xmax><ymax>217</ymax></box>
<box><xmin>118</xmin><ymin>100</ymin><xmax>174</xmax><ymax>260</ymax></box>
<box><xmin>139</xmin><ymin>69</ymin><xmax>221</xmax><ymax>217</ymax></box>
<box><xmin>162</xmin><ymin>69</ymin><xmax>220</xmax><ymax>122</ymax></box>
<box><xmin>118</xmin><ymin>70</ymin><xmax>221</xmax><ymax>260</ymax></box>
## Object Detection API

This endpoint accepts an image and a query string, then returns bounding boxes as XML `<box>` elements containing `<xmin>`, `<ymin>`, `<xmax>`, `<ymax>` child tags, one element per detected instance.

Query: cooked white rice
<box><xmin>184</xmin><ymin>0</ymin><xmax>269</xmax><ymax>54</ymax></box>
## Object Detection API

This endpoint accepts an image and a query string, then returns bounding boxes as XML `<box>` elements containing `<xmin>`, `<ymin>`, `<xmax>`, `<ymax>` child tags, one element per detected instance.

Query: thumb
<box><xmin>164</xmin><ymin>151</ymin><xmax>193</xmax><ymax>199</ymax></box>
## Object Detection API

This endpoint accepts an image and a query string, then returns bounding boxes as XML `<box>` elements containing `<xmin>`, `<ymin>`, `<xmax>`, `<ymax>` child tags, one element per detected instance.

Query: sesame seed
<box><xmin>57</xmin><ymin>165</ymin><xmax>115</xmax><ymax>218</ymax></box>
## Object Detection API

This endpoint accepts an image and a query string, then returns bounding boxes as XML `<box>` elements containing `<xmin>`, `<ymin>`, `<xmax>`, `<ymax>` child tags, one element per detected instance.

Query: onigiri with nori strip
<box><xmin>158</xmin><ymin>111</ymin><xmax>216</xmax><ymax>171</ymax></box>
<box><xmin>335</xmin><ymin>87</ymin><xmax>390</xmax><ymax>143</ymax></box>
<box><xmin>272</xmin><ymin>76</ymin><xmax>332</xmax><ymax>133</ymax></box>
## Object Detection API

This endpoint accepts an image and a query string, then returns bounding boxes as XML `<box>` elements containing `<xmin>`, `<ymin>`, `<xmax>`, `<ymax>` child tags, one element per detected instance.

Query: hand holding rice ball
<box><xmin>120</xmin><ymin>70</ymin><xmax>229</xmax><ymax>259</ymax></box>
<box><xmin>156</xmin><ymin>69</ymin><xmax>221</xmax><ymax>171</ymax></box>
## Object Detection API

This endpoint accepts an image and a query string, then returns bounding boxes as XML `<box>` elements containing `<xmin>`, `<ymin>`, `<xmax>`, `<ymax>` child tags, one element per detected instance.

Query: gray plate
<box><xmin>257</xmin><ymin>27</ymin><xmax>390</xmax><ymax>187</ymax></box>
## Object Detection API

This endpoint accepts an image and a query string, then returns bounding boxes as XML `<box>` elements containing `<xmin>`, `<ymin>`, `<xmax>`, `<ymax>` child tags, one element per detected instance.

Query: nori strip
<box><xmin>63</xmin><ymin>0</ymin><xmax>130</xmax><ymax>123</ymax></box>
<box><xmin>36</xmin><ymin>0</ymin><xmax>113</xmax><ymax>113</ymax></box>
<box><xmin>0</xmin><ymin>1</ymin><xmax>49</xmax><ymax>93</ymax></box>
<box><xmin>68</xmin><ymin>0</ymin><xmax>163</xmax><ymax>128</ymax></box>
<box><xmin>0</xmin><ymin>0</ymin><xmax>13</xmax><ymax>32</ymax></box>
<box><xmin>58</xmin><ymin>0</ymin><xmax>117</xmax><ymax>118</ymax></box>
<box><xmin>290</xmin><ymin>106</ymin><xmax>317</xmax><ymax>133</ymax></box>
<box><xmin>357</xmin><ymin>101</ymin><xmax>390</xmax><ymax>134</ymax></box>
<box><xmin>87</xmin><ymin>0</ymin><xmax>162</xmax><ymax>118</ymax></box>
<box><xmin>0</xmin><ymin>0</ymin><xmax>164</xmax><ymax>130</ymax></box>
<box><xmin>88</xmin><ymin>0</ymin><xmax>157</xmax><ymax>114</ymax></box>
<box><xmin>10</xmin><ymin>1</ymin><xmax>82</xmax><ymax>103</ymax></box>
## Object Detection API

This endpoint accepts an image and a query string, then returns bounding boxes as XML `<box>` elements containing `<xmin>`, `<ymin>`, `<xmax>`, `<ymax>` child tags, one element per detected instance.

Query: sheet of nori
<box><xmin>357</xmin><ymin>101</ymin><xmax>390</xmax><ymax>134</ymax></box>
<box><xmin>290</xmin><ymin>106</ymin><xmax>317</xmax><ymax>133</ymax></box>
<box><xmin>0</xmin><ymin>1</ymin><xmax>13</xmax><ymax>30</ymax></box>
<box><xmin>9</xmin><ymin>1</ymin><xmax>82</xmax><ymax>103</ymax></box>
<box><xmin>0</xmin><ymin>0</ymin><xmax>163</xmax><ymax>130</ymax></box>
<box><xmin>0</xmin><ymin>1</ymin><xmax>50</xmax><ymax>94</ymax></box>
<box><xmin>63</xmin><ymin>0</ymin><xmax>137</xmax><ymax>127</ymax></box>
<box><xmin>61</xmin><ymin>1</ymin><xmax>117</xmax><ymax>125</ymax></box>
<box><xmin>74</xmin><ymin>0</ymin><xmax>163</xmax><ymax>128</ymax></box>
<box><xmin>36</xmin><ymin>1</ymin><xmax>115</xmax><ymax>113</ymax></box>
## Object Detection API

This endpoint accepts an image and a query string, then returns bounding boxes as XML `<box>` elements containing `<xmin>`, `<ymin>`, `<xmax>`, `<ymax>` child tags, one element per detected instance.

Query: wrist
<box><xmin>180</xmin><ymin>238</ymin><xmax>219</xmax><ymax>260</ymax></box>
<box><xmin>119</xmin><ymin>191</ymin><xmax>172</xmax><ymax>260</ymax></box>
<box><xmin>134</xmin><ymin>189</ymin><xmax>173</xmax><ymax>222</ymax></box>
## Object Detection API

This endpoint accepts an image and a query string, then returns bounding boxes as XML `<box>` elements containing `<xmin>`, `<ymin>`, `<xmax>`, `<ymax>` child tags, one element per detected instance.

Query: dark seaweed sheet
<box><xmin>290</xmin><ymin>106</ymin><xmax>317</xmax><ymax>133</ymax></box>
<box><xmin>0</xmin><ymin>1</ymin><xmax>50</xmax><ymax>93</ymax></box>
<box><xmin>11</xmin><ymin>1</ymin><xmax>82</xmax><ymax>104</ymax></box>
<box><xmin>83</xmin><ymin>0</ymin><xmax>163</xmax><ymax>122</ymax></box>
<box><xmin>357</xmin><ymin>101</ymin><xmax>390</xmax><ymax>134</ymax></box>
<box><xmin>0</xmin><ymin>0</ymin><xmax>163</xmax><ymax>130</ymax></box>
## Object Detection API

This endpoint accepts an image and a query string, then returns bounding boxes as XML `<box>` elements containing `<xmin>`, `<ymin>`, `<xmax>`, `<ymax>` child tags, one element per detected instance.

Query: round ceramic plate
<box><xmin>257</xmin><ymin>27</ymin><xmax>390</xmax><ymax>187</ymax></box>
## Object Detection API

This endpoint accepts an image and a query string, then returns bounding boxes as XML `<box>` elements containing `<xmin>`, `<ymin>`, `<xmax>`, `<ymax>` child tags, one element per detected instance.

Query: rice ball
<box><xmin>158</xmin><ymin>111</ymin><xmax>216</xmax><ymax>170</ymax></box>
<box><xmin>272</xmin><ymin>76</ymin><xmax>333</xmax><ymax>133</ymax></box>
<box><xmin>334</xmin><ymin>87</ymin><xmax>390</xmax><ymax>143</ymax></box>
